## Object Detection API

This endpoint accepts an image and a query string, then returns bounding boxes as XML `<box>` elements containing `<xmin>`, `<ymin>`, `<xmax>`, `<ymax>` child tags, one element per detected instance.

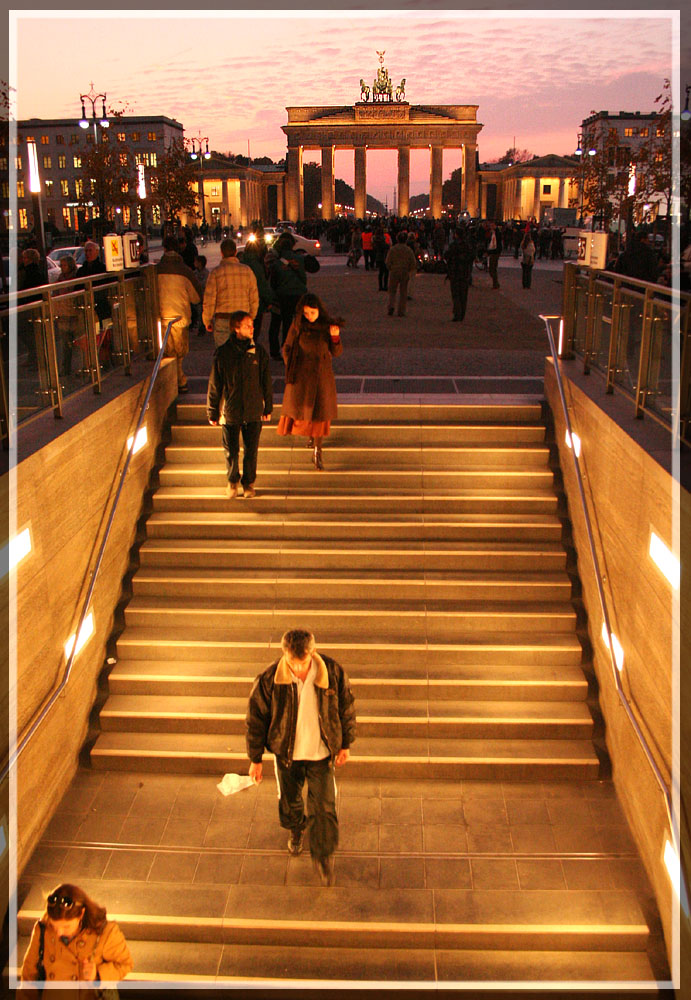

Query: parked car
<box><xmin>46</xmin><ymin>256</ymin><xmax>62</xmax><ymax>283</ymax></box>
<box><xmin>238</xmin><ymin>228</ymin><xmax>321</xmax><ymax>257</ymax></box>
<box><xmin>48</xmin><ymin>246</ymin><xmax>87</xmax><ymax>269</ymax></box>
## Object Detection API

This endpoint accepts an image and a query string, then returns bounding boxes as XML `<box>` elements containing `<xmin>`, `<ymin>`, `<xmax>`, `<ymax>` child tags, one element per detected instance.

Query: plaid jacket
<box><xmin>202</xmin><ymin>257</ymin><xmax>259</xmax><ymax>327</ymax></box>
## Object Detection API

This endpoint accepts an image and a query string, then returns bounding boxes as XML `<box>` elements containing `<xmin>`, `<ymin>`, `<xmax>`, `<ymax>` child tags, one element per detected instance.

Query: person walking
<box><xmin>54</xmin><ymin>255</ymin><xmax>80</xmax><ymax>374</ymax></box>
<box><xmin>20</xmin><ymin>882</ymin><xmax>133</xmax><ymax>994</ymax></box>
<box><xmin>156</xmin><ymin>235</ymin><xmax>202</xmax><ymax>394</ymax></box>
<box><xmin>487</xmin><ymin>222</ymin><xmax>502</xmax><ymax>289</ymax></box>
<box><xmin>361</xmin><ymin>226</ymin><xmax>374</xmax><ymax>270</ymax></box>
<box><xmin>520</xmin><ymin>232</ymin><xmax>536</xmax><ymax>289</ymax></box>
<box><xmin>372</xmin><ymin>225</ymin><xmax>391</xmax><ymax>291</ymax></box>
<box><xmin>277</xmin><ymin>293</ymin><xmax>342</xmax><ymax>471</ymax></box>
<box><xmin>246</xmin><ymin>628</ymin><xmax>356</xmax><ymax>887</ymax></box>
<box><xmin>385</xmin><ymin>232</ymin><xmax>417</xmax><ymax>317</ymax></box>
<box><xmin>270</xmin><ymin>232</ymin><xmax>308</xmax><ymax>346</ymax></box>
<box><xmin>203</xmin><ymin>238</ymin><xmax>259</xmax><ymax>348</ymax></box>
<box><xmin>192</xmin><ymin>254</ymin><xmax>210</xmax><ymax>335</ymax></box>
<box><xmin>444</xmin><ymin>228</ymin><xmax>474</xmax><ymax>321</ymax></box>
<box><xmin>207</xmin><ymin>310</ymin><xmax>272</xmax><ymax>500</ymax></box>
<box><xmin>242</xmin><ymin>239</ymin><xmax>277</xmax><ymax>343</ymax></box>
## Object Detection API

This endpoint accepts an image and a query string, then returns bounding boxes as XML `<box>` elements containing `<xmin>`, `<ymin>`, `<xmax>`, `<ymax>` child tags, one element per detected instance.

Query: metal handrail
<box><xmin>1</xmin><ymin>317</ymin><xmax>179</xmax><ymax>785</ymax></box>
<box><xmin>540</xmin><ymin>312</ymin><xmax>688</xmax><ymax>913</ymax></box>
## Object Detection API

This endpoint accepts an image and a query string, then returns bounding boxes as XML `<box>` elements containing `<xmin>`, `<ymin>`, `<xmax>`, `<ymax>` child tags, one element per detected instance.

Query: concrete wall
<box><xmin>545</xmin><ymin>358</ymin><xmax>688</xmax><ymax>983</ymax></box>
<box><xmin>9</xmin><ymin>359</ymin><xmax>178</xmax><ymax>876</ymax></box>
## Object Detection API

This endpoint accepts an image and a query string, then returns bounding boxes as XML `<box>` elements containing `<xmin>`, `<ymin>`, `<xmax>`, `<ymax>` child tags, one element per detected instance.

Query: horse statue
<box><xmin>359</xmin><ymin>78</ymin><xmax>371</xmax><ymax>102</ymax></box>
<box><xmin>395</xmin><ymin>78</ymin><xmax>406</xmax><ymax>102</ymax></box>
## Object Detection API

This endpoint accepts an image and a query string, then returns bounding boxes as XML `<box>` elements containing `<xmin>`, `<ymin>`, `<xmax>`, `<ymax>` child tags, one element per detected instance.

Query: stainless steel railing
<box><xmin>562</xmin><ymin>262</ymin><xmax>690</xmax><ymax>443</ymax></box>
<box><xmin>541</xmin><ymin>311</ymin><xmax>687</xmax><ymax>914</ymax></box>
<box><xmin>0</xmin><ymin>317</ymin><xmax>178</xmax><ymax>785</ymax></box>
<box><xmin>0</xmin><ymin>264</ymin><xmax>161</xmax><ymax>450</ymax></box>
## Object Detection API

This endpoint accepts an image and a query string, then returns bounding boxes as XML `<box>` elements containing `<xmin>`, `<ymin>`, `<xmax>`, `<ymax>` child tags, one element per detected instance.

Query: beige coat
<box><xmin>20</xmin><ymin>915</ymin><xmax>133</xmax><ymax>995</ymax></box>
<box><xmin>156</xmin><ymin>251</ymin><xmax>201</xmax><ymax>328</ymax></box>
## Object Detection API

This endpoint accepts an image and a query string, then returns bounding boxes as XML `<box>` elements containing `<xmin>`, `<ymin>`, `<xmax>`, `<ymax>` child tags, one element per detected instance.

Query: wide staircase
<box><xmin>17</xmin><ymin>402</ymin><xmax>664</xmax><ymax>989</ymax></box>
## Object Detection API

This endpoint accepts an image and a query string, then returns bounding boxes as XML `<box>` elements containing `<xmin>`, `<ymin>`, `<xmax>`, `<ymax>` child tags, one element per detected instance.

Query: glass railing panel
<box><xmin>589</xmin><ymin>279</ymin><xmax>614</xmax><ymax>373</ymax></box>
<box><xmin>17</xmin><ymin>301</ymin><xmax>54</xmax><ymax>422</ymax></box>
<box><xmin>573</xmin><ymin>275</ymin><xmax>590</xmax><ymax>353</ymax></box>
<box><xmin>51</xmin><ymin>288</ymin><xmax>93</xmax><ymax>401</ymax></box>
<box><xmin>613</xmin><ymin>288</ymin><xmax>646</xmax><ymax>398</ymax></box>
<box><xmin>644</xmin><ymin>298</ymin><xmax>675</xmax><ymax>424</ymax></box>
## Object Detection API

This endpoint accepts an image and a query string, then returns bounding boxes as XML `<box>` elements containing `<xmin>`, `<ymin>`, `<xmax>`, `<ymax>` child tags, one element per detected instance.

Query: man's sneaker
<box><xmin>177</xmin><ymin>384</ymin><xmax>190</xmax><ymax>394</ymax></box>
<box><xmin>314</xmin><ymin>854</ymin><xmax>335</xmax><ymax>886</ymax></box>
<box><xmin>287</xmin><ymin>829</ymin><xmax>304</xmax><ymax>856</ymax></box>
<box><xmin>226</xmin><ymin>482</ymin><xmax>241</xmax><ymax>499</ymax></box>
<box><xmin>243</xmin><ymin>484</ymin><xmax>256</xmax><ymax>499</ymax></box>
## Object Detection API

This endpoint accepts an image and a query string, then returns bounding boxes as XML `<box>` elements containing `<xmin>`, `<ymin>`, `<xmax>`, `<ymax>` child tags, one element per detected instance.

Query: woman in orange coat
<box><xmin>20</xmin><ymin>882</ymin><xmax>133</xmax><ymax>996</ymax></box>
<box><xmin>277</xmin><ymin>293</ymin><xmax>343</xmax><ymax>470</ymax></box>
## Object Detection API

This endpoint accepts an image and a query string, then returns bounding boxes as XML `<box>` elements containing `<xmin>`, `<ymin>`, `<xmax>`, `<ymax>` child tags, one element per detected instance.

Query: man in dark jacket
<box><xmin>207</xmin><ymin>310</ymin><xmax>272</xmax><ymax>499</ymax></box>
<box><xmin>444</xmin><ymin>228</ymin><xmax>475</xmax><ymax>321</ymax></box>
<box><xmin>246</xmin><ymin>628</ymin><xmax>356</xmax><ymax>885</ymax></box>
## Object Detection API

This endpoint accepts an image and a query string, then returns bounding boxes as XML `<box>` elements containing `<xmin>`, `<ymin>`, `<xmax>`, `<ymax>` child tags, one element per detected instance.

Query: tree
<box><xmin>492</xmin><ymin>147</ymin><xmax>533</xmax><ymax>164</ymax></box>
<box><xmin>442</xmin><ymin>167</ymin><xmax>462</xmax><ymax>209</ymax></box>
<box><xmin>78</xmin><ymin>134</ymin><xmax>138</xmax><ymax>239</ymax></box>
<box><xmin>633</xmin><ymin>79</ymin><xmax>672</xmax><ymax>242</ymax></box>
<box><xmin>149</xmin><ymin>139</ymin><xmax>198</xmax><ymax>229</ymax></box>
<box><xmin>681</xmin><ymin>120</ymin><xmax>691</xmax><ymax>226</ymax></box>
<box><xmin>576</xmin><ymin>115</ymin><xmax>622</xmax><ymax>232</ymax></box>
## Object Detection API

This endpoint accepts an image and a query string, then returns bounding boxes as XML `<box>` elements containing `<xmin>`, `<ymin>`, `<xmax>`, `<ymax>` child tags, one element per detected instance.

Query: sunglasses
<box><xmin>47</xmin><ymin>893</ymin><xmax>82</xmax><ymax>909</ymax></box>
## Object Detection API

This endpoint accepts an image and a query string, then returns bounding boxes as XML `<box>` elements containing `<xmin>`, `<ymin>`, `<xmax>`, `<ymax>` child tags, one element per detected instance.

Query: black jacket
<box><xmin>246</xmin><ymin>653</ymin><xmax>356</xmax><ymax>765</ymax></box>
<box><xmin>207</xmin><ymin>335</ymin><xmax>272</xmax><ymax>425</ymax></box>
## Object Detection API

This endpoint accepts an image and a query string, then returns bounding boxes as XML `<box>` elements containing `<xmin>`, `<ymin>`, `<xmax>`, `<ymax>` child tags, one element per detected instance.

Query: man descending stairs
<box><xmin>16</xmin><ymin>403</ymin><xmax>667</xmax><ymax>989</ymax></box>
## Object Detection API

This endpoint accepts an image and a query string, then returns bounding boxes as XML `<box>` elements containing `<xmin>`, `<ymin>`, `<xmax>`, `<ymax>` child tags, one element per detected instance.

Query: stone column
<box><xmin>430</xmin><ymin>145</ymin><xmax>443</xmax><ymax>218</ymax></box>
<box><xmin>239</xmin><ymin>180</ymin><xmax>248</xmax><ymax>227</ymax></box>
<box><xmin>532</xmin><ymin>176</ymin><xmax>541</xmax><ymax>221</ymax></box>
<box><xmin>480</xmin><ymin>177</ymin><xmax>487</xmax><ymax>219</ymax></box>
<box><xmin>397</xmin><ymin>146</ymin><xmax>410</xmax><ymax>217</ymax></box>
<box><xmin>463</xmin><ymin>143</ymin><xmax>478</xmax><ymax>217</ymax></box>
<box><xmin>321</xmin><ymin>145</ymin><xmax>335</xmax><ymax>220</ymax></box>
<box><xmin>285</xmin><ymin>145</ymin><xmax>303</xmax><ymax>223</ymax></box>
<box><xmin>558</xmin><ymin>178</ymin><xmax>567</xmax><ymax>208</ymax></box>
<box><xmin>354</xmin><ymin>146</ymin><xmax>367</xmax><ymax>220</ymax></box>
<box><xmin>277</xmin><ymin>181</ymin><xmax>285</xmax><ymax>222</ymax></box>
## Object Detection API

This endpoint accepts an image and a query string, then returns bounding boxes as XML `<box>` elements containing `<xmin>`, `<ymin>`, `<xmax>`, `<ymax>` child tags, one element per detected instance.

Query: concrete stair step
<box><xmin>9</xmin><ymin>934</ymin><xmax>657</xmax><ymax>984</ymax></box>
<box><xmin>172</xmin><ymin>422</ymin><xmax>547</xmax><ymax>447</ymax></box>
<box><xmin>159</xmin><ymin>467</ymin><xmax>555</xmax><ymax>490</ymax></box>
<box><xmin>176</xmin><ymin>402</ymin><xmax>545</xmax><ymax>424</ymax></box>
<box><xmin>164</xmin><ymin>444</ymin><xmax>552</xmax><ymax>469</ymax></box>
<box><xmin>15</xmin><ymin>880</ymin><xmax>647</xmax><ymax>955</ymax></box>
<box><xmin>152</xmin><ymin>486</ymin><xmax>559</xmax><ymax>515</ymax></box>
<box><xmin>122</xmin><ymin>598</ymin><xmax>578</xmax><ymax>636</ymax></box>
<box><xmin>115</xmin><ymin>630</ymin><xmax>584</xmax><ymax>665</ymax></box>
<box><xmin>131</xmin><ymin>568</ymin><xmax>573</xmax><ymax>603</ymax></box>
<box><xmin>98</xmin><ymin>694</ymin><xmax>593</xmax><ymax>739</ymax></box>
<box><xmin>107</xmin><ymin>658</ymin><xmax>589</xmax><ymax>701</ymax></box>
<box><xmin>138</xmin><ymin>538</ymin><xmax>568</xmax><ymax>572</ymax></box>
<box><xmin>89</xmin><ymin>731</ymin><xmax>600</xmax><ymax>778</ymax></box>
<box><xmin>144</xmin><ymin>512</ymin><xmax>563</xmax><ymax>542</ymax></box>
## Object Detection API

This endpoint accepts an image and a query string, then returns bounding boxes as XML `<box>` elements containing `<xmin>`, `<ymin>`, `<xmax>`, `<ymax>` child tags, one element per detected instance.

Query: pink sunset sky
<box><xmin>12</xmin><ymin>11</ymin><xmax>677</xmax><ymax>204</ymax></box>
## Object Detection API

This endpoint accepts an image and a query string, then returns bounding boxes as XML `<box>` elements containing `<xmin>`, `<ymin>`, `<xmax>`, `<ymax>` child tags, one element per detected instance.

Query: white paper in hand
<box><xmin>217</xmin><ymin>773</ymin><xmax>254</xmax><ymax>796</ymax></box>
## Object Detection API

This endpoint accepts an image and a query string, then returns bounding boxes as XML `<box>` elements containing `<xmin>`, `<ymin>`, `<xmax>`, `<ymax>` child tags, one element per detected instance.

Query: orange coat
<box><xmin>20</xmin><ymin>915</ymin><xmax>132</xmax><ymax>995</ymax></box>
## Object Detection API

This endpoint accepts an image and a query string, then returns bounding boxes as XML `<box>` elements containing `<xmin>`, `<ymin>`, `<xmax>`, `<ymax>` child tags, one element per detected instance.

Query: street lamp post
<box><xmin>26</xmin><ymin>139</ymin><xmax>46</xmax><ymax>257</ymax></box>
<box><xmin>78</xmin><ymin>83</ymin><xmax>109</xmax><ymax>238</ymax></box>
<box><xmin>186</xmin><ymin>133</ymin><xmax>211</xmax><ymax>225</ymax></box>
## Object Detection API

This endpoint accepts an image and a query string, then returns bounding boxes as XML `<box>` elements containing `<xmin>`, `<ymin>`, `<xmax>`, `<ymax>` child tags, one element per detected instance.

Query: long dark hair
<box><xmin>293</xmin><ymin>293</ymin><xmax>344</xmax><ymax>333</ymax></box>
<box><xmin>45</xmin><ymin>883</ymin><xmax>107</xmax><ymax>933</ymax></box>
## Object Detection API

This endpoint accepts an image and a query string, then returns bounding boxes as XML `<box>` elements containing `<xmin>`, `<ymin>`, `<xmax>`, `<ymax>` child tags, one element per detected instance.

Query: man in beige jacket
<box><xmin>203</xmin><ymin>238</ymin><xmax>259</xmax><ymax>347</ymax></box>
<box><xmin>156</xmin><ymin>235</ymin><xmax>202</xmax><ymax>393</ymax></box>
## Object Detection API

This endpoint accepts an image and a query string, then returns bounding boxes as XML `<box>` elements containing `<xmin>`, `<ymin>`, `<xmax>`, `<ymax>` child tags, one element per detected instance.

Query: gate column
<box><xmin>354</xmin><ymin>146</ymin><xmax>367</xmax><ymax>219</ymax></box>
<box><xmin>430</xmin><ymin>145</ymin><xmax>443</xmax><ymax>218</ymax></box>
<box><xmin>286</xmin><ymin>146</ymin><xmax>303</xmax><ymax>222</ymax></box>
<box><xmin>397</xmin><ymin>146</ymin><xmax>410</xmax><ymax>217</ymax></box>
<box><xmin>463</xmin><ymin>143</ymin><xmax>479</xmax><ymax>217</ymax></box>
<box><xmin>321</xmin><ymin>145</ymin><xmax>335</xmax><ymax>220</ymax></box>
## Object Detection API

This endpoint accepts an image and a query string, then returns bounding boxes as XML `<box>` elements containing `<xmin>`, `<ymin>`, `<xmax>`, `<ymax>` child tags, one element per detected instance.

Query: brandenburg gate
<box><xmin>282</xmin><ymin>59</ymin><xmax>483</xmax><ymax>221</ymax></box>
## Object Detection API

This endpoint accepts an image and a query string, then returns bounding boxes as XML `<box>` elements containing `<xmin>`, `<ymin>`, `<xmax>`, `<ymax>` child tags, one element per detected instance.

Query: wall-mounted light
<box><xmin>5</xmin><ymin>527</ymin><xmax>32</xmax><ymax>573</ymax></box>
<box><xmin>64</xmin><ymin>611</ymin><xmax>94</xmax><ymax>662</ymax></box>
<box><xmin>565</xmin><ymin>429</ymin><xmax>581</xmax><ymax>457</ymax></box>
<box><xmin>649</xmin><ymin>532</ymin><xmax>680</xmax><ymax>589</ymax></box>
<box><xmin>601</xmin><ymin>622</ymin><xmax>624</xmax><ymax>671</ymax></box>
<box><xmin>127</xmin><ymin>426</ymin><xmax>148</xmax><ymax>456</ymax></box>
<box><xmin>557</xmin><ymin>319</ymin><xmax>565</xmax><ymax>355</ymax></box>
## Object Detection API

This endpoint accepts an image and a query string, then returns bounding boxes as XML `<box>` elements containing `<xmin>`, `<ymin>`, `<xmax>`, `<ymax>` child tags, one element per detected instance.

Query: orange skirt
<box><xmin>276</xmin><ymin>416</ymin><xmax>331</xmax><ymax>438</ymax></box>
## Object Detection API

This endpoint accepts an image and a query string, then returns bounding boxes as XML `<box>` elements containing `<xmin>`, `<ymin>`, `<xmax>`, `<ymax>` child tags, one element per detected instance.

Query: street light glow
<box><xmin>26</xmin><ymin>140</ymin><xmax>41</xmax><ymax>193</ymax></box>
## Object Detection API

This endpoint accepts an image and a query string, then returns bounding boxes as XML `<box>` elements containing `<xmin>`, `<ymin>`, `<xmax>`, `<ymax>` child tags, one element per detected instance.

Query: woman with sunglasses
<box><xmin>20</xmin><ymin>882</ymin><xmax>133</xmax><ymax>993</ymax></box>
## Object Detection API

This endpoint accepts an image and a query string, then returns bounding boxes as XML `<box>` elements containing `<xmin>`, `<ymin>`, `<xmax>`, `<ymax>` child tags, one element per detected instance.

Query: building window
<box><xmin>117</xmin><ymin>132</ymin><xmax>126</xmax><ymax>143</ymax></box>
<box><xmin>100</xmin><ymin>131</ymin><xmax>109</xmax><ymax>143</ymax></box>
<box><xmin>60</xmin><ymin>179</ymin><xmax>69</xmax><ymax>196</ymax></box>
<box><xmin>148</xmin><ymin>131</ymin><xmax>157</xmax><ymax>142</ymax></box>
<box><xmin>86</xmin><ymin>134</ymin><xmax>94</xmax><ymax>144</ymax></box>
<box><xmin>656</xmin><ymin>127</ymin><xmax>665</xmax><ymax>138</ymax></box>
<box><xmin>211</xmin><ymin>185</ymin><xmax>219</xmax><ymax>197</ymax></box>
<box><xmin>639</xmin><ymin>127</ymin><xmax>649</xmax><ymax>138</ymax></box>
<box><xmin>0</xmin><ymin>157</ymin><xmax>6</xmax><ymax>172</ymax></box>
<box><xmin>17</xmin><ymin>180</ymin><xmax>25</xmax><ymax>198</ymax></box>
<box><xmin>75</xmin><ymin>178</ymin><xmax>83</xmax><ymax>198</ymax></box>
<box><xmin>40</xmin><ymin>135</ymin><xmax>49</xmax><ymax>145</ymax></box>
<box><xmin>152</xmin><ymin>205</ymin><xmax>161</xmax><ymax>224</ymax></box>
<box><xmin>19</xmin><ymin>208</ymin><xmax>28</xmax><ymax>229</ymax></box>
<box><xmin>26</xmin><ymin>135</ymin><xmax>35</xmax><ymax>143</ymax></box>
<box><xmin>70</xmin><ymin>134</ymin><xmax>79</xmax><ymax>144</ymax></box>
<box><xmin>73</xmin><ymin>155</ymin><xmax>82</xmax><ymax>168</ymax></box>
<box><xmin>118</xmin><ymin>152</ymin><xmax>128</xmax><ymax>167</ymax></box>
<box><xmin>624</xmin><ymin>127</ymin><xmax>636</xmax><ymax>137</ymax></box>
<box><xmin>130</xmin><ymin>132</ymin><xmax>140</xmax><ymax>142</ymax></box>
<box><xmin>655</xmin><ymin>152</ymin><xmax>664</xmax><ymax>163</ymax></box>
<box><xmin>56</xmin><ymin>134</ymin><xmax>64</xmax><ymax>145</ymax></box>
<box><xmin>15</xmin><ymin>156</ymin><xmax>22</xmax><ymax>170</ymax></box>
<box><xmin>43</xmin><ymin>155</ymin><xmax>52</xmax><ymax>169</ymax></box>
<box><xmin>63</xmin><ymin>207</ymin><xmax>71</xmax><ymax>228</ymax></box>
<box><xmin>45</xmin><ymin>180</ymin><xmax>53</xmax><ymax>196</ymax></box>
<box><xmin>542</xmin><ymin>184</ymin><xmax>552</xmax><ymax>194</ymax></box>
<box><xmin>58</xmin><ymin>154</ymin><xmax>66</xmax><ymax>169</ymax></box>
<box><xmin>121</xmin><ymin>182</ymin><xmax>129</xmax><ymax>194</ymax></box>
<box><xmin>1</xmin><ymin>182</ymin><xmax>8</xmax><ymax>199</ymax></box>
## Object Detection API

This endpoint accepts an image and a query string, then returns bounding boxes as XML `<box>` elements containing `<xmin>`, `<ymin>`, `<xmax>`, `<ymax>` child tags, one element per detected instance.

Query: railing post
<box><xmin>562</xmin><ymin>262</ymin><xmax>576</xmax><ymax>354</ymax></box>
<box><xmin>606</xmin><ymin>277</ymin><xmax>622</xmax><ymax>394</ymax></box>
<box><xmin>0</xmin><ymin>333</ymin><xmax>9</xmax><ymax>449</ymax></box>
<box><xmin>42</xmin><ymin>288</ymin><xmax>64</xmax><ymax>419</ymax></box>
<box><xmin>583</xmin><ymin>269</ymin><xmax>598</xmax><ymax>375</ymax></box>
<box><xmin>85</xmin><ymin>277</ymin><xmax>103</xmax><ymax>395</ymax></box>
<box><xmin>634</xmin><ymin>287</ymin><xmax>655</xmax><ymax>419</ymax></box>
<box><xmin>679</xmin><ymin>298</ymin><xmax>691</xmax><ymax>444</ymax></box>
<box><xmin>116</xmin><ymin>272</ymin><xmax>132</xmax><ymax>375</ymax></box>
